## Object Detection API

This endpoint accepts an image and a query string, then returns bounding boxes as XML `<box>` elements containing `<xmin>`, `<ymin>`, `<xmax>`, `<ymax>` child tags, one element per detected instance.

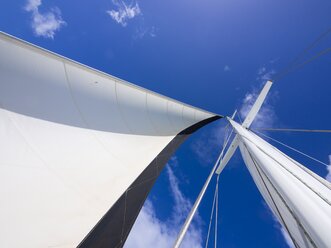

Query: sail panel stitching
<box><xmin>241</xmin><ymin>134</ymin><xmax>331</xmax><ymax>206</ymax></box>
<box><xmin>253</xmin><ymin>130</ymin><xmax>331</xmax><ymax>190</ymax></box>
<box><xmin>244</xmin><ymin>143</ymin><xmax>318</xmax><ymax>248</ymax></box>
<box><xmin>242</xmin><ymin>143</ymin><xmax>300</xmax><ymax>248</ymax></box>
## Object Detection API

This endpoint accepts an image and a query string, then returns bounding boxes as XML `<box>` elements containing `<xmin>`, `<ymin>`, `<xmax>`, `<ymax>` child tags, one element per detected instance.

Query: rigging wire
<box><xmin>272</xmin><ymin>47</ymin><xmax>331</xmax><ymax>81</ymax></box>
<box><xmin>205</xmin><ymin>178</ymin><xmax>218</xmax><ymax>248</ymax></box>
<box><xmin>254</xmin><ymin>127</ymin><xmax>331</xmax><ymax>133</ymax></box>
<box><xmin>243</xmin><ymin>131</ymin><xmax>331</xmax><ymax>205</ymax></box>
<box><xmin>272</xmin><ymin>26</ymin><xmax>331</xmax><ymax>82</ymax></box>
<box><xmin>286</xmin><ymin>27</ymin><xmax>331</xmax><ymax>68</ymax></box>
<box><xmin>253</xmin><ymin>129</ymin><xmax>329</xmax><ymax>167</ymax></box>
<box><xmin>243</xmin><ymin>143</ymin><xmax>301</xmax><ymax>248</ymax></box>
<box><xmin>204</xmin><ymin>122</ymin><xmax>232</xmax><ymax>248</ymax></box>
<box><xmin>237</xmin><ymin>112</ymin><xmax>243</xmax><ymax>124</ymax></box>
<box><xmin>223</xmin><ymin>124</ymin><xmax>230</xmax><ymax>148</ymax></box>
<box><xmin>214</xmin><ymin>175</ymin><xmax>220</xmax><ymax>248</ymax></box>
<box><xmin>174</xmin><ymin>120</ymin><xmax>233</xmax><ymax>248</ymax></box>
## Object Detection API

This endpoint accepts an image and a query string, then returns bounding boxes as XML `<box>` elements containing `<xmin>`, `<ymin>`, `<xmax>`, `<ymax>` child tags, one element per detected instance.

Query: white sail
<box><xmin>230</xmin><ymin>119</ymin><xmax>331</xmax><ymax>248</ymax></box>
<box><xmin>0</xmin><ymin>32</ymin><xmax>220</xmax><ymax>248</ymax></box>
<box><xmin>215</xmin><ymin>81</ymin><xmax>331</xmax><ymax>248</ymax></box>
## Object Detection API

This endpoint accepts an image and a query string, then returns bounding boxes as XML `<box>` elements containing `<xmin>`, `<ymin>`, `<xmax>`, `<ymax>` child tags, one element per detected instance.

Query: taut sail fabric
<box><xmin>0</xmin><ymin>32</ymin><xmax>220</xmax><ymax>248</ymax></box>
<box><xmin>230</xmin><ymin>120</ymin><xmax>331</xmax><ymax>248</ymax></box>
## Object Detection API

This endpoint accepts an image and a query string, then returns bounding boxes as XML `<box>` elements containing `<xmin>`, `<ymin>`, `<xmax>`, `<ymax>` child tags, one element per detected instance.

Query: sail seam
<box><xmin>245</xmin><ymin>157</ymin><xmax>281</xmax><ymax>221</ymax></box>
<box><xmin>114</xmin><ymin>81</ymin><xmax>134</xmax><ymax>133</ymax></box>
<box><xmin>0</xmin><ymin>32</ymin><xmax>219</xmax><ymax>118</ymax></box>
<box><xmin>243</xmin><ymin>142</ymin><xmax>317</xmax><ymax>248</ymax></box>
<box><xmin>62</xmin><ymin>61</ymin><xmax>124</xmax><ymax>162</ymax></box>
<box><xmin>242</xmin><ymin>143</ymin><xmax>300</xmax><ymax>248</ymax></box>
<box><xmin>241</xmin><ymin>134</ymin><xmax>331</xmax><ymax>206</ymax></box>
<box><xmin>77</xmin><ymin>116</ymin><xmax>221</xmax><ymax>248</ymax></box>
<box><xmin>253</xmin><ymin>130</ymin><xmax>331</xmax><ymax>190</ymax></box>
<box><xmin>121</xmin><ymin>179</ymin><xmax>155</xmax><ymax>247</ymax></box>
<box><xmin>1</xmin><ymin>107</ymin><xmax>91</xmax><ymax>201</ymax></box>
<box><xmin>127</xmin><ymin>175</ymin><xmax>158</xmax><ymax>191</ymax></box>
<box><xmin>144</xmin><ymin>92</ymin><xmax>159</xmax><ymax>135</ymax></box>
<box><xmin>62</xmin><ymin>61</ymin><xmax>127</xmax><ymax>201</ymax></box>
<box><xmin>254</xmin><ymin>130</ymin><xmax>329</xmax><ymax>167</ymax></box>
<box><xmin>120</xmin><ymin>190</ymin><xmax>129</xmax><ymax>243</ymax></box>
<box><xmin>166</xmin><ymin>100</ymin><xmax>177</xmax><ymax>133</ymax></box>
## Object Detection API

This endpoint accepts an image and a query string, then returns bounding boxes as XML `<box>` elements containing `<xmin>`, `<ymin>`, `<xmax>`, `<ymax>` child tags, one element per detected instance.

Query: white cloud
<box><xmin>262</xmin><ymin>202</ymin><xmax>295</xmax><ymax>248</ymax></box>
<box><xmin>191</xmin><ymin>121</ymin><xmax>228</xmax><ymax>165</ymax></box>
<box><xmin>193</xmin><ymin>65</ymin><xmax>277</xmax><ymax>164</ymax></box>
<box><xmin>224</xmin><ymin>65</ymin><xmax>231</xmax><ymax>72</ymax></box>
<box><xmin>25</xmin><ymin>0</ymin><xmax>41</xmax><ymax>11</ymax></box>
<box><xmin>269</xmin><ymin>57</ymin><xmax>280</xmax><ymax>64</ymax></box>
<box><xmin>124</xmin><ymin>200</ymin><xmax>174</xmax><ymax>248</ymax></box>
<box><xmin>125</xmin><ymin>159</ymin><xmax>203</xmax><ymax>248</ymax></box>
<box><xmin>279</xmin><ymin>225</ymin><xmax>296</xmax><ymax>248</ymax></box>
<box><xmin>326</xmin><ymin>155</ymin><xmax>331</xmax><ymax>182</ymax></box>
<box><xmin>134</xmin><ymin>25</ymin><xmax>157</xmax><ymax>39</ymax></box>
<box><xmin>270</xmin><ymin>211</ymin><xmax>294</xmax><ymax>248</ymax></box>
<box><xmin>166</xmin><ymin>165</ymin><xmax>194</xmax><ymax>224</ymax></box>
<box><xmin>24</xmin><ymin>0</ymin><xmax>66</xmax><ymax>39</ymax></box>
<box><xmin>107</xmin><ymin>0</ymin><xmax>141</xmax><ymax>27</ymax></box>
<box><xmin>256</xmin><ymin>66</ymin><xmax>276</xmax><ymax>83</ymax></box>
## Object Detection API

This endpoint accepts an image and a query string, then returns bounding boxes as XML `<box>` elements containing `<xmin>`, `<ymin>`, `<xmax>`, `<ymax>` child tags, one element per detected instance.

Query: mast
<box><xmin>174</xmin><ymin>81</ymin><xmax>272</xmax><ymax>247</ymax></box>
<box><xmin>221</xmin><ymin>81</ymin><xmax>331</xmax><ymax>247</ymax></box>
<box><xmin>216</xmin><ymin>81</ymin><xmax>273</xmax><ymax>174</ymax></box>
<box><xmin>175</xmin><ymin>80</ymin><xmax>331</xmax><ymax>248</ymax></box>
<box><xmin>231</xmin><ymin>118</ymin><xmax>331</xmax><ymax>247</ymax></box>
<box><xmin>217</xmin><ymin>81</ymin><xmax>331</xmax><ymax>248</ymax></box>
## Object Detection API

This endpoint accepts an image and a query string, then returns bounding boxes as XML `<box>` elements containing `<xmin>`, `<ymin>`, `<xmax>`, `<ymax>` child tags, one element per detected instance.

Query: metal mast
<box><xmin>174</xmin><ymin>81</ymin><xmax>273</xmax><ymax>247</ymax></box>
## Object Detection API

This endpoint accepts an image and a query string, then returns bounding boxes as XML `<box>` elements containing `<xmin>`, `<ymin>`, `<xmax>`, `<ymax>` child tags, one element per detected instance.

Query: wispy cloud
<box><xmin>167</xmin><ymin>165</ymin><xmax>197</xmax><ymax>225</ymax></box>
<box><xmin>124</xmin><ymin>200</ymin><xmax>174</xmax><ymax>248</ymax></box>
<box><xmin>107</xmin><ymin>0</ymin><xmax>141</xmax><ymax>27</ymax></box>
<box><xmin>125</xmin><ymin>158</ymin><xmax>203</xmax><ymax>248</ymax></box>
<box><xmin>24</xmin><ymin>0</ymin><xmax>66</xmax><ymax>39</ymax></box>
<box><xmin>269</xmin><ymin>57</ymin><xmax>280</xmax><ymax>64</ymax></box>
<box><xmin>224</xmin><ymin>65</ymin><xmax>231</xmax><ymax>72</ymax></box>
<box><xmin>193</xmin><ymin>65</ymin><xmax>278</xmax><ymax>164</ymax></box>
<box><xmin>256</xmin><ymin>66</ymin><xmax>276</xmax><ymax>83</ymax></box>
<box><xmin>191</xmin><ymin>121</ymin><xmax>228</xmax><ymax>165</ymax></box>
<box><xmin>279</xmin><ymin>225</ymin><xmax>295</xmax><ymax>248</ymax></box>
<box><xmin>239</xmin><ymin>88</ymin><xmax>277</xmax><ymax>129</ymax></box>
<box><xmin>263</xmin><ymin>203</ymin><xmax>295</xmax><ymax>248</ymax></box>
<box><xmin>326</xmin><ymin>155</ymin><xmax>331</xmax><ymax>182</ymax></box>
<box><xmin>134</xmin><ymin>25</ymin><xmax>157</xmax><ymax>39</ymax></box>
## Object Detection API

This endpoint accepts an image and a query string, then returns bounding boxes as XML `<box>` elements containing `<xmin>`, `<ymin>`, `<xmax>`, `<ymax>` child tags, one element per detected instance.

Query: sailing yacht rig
<box><xmin>0</xmin><ymin>31</ymin><xmax>330</xmax><ymax>248</ymax></box>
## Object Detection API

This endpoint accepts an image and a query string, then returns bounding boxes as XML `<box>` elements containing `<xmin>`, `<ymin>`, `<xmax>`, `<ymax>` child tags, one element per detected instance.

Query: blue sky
<box><xmin>1</xmin><ymin>0</ymin><xmax>331</xmax><ymax>247</ymax></box>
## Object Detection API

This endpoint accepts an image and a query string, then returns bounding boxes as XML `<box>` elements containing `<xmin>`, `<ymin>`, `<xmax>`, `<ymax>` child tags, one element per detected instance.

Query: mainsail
<box><xmin>213</xmin><ymin>82</ymin><xmax>331</xmax><ymax>248</ymax></box>
<box><xmin>0</xmin><ymin>32</ymin><xmax>221</xmax><ymax>247</ymax></box>
<box><xmin>176</xmin><ymin>81</ymin><xmax>331</xmax><ymax>248</ymax></box>
<box><xmin>233</xmin><ymin>119</ymin><xmax>331</xmax><ymax>248</ymax></box>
